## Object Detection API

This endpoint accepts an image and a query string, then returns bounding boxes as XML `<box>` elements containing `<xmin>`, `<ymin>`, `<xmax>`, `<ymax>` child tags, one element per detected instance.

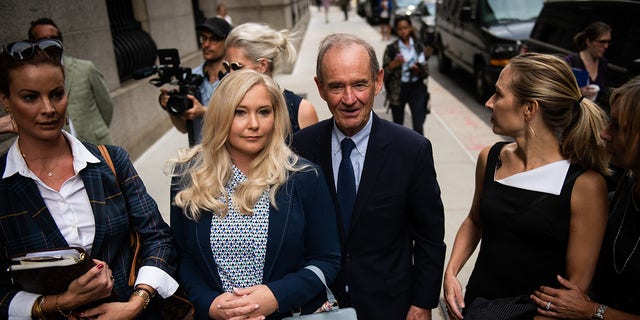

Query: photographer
<box><xmin>159</xmin><ymin>17</ymin><xmax>231</xmax><ymax>146</ymax></box>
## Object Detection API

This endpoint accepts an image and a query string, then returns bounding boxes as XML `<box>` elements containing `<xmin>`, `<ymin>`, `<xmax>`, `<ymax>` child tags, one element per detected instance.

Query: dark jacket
<box><xmin>170</xmin><ymin>160</ymin><xmax>341</xmax><ymax>319</ymax></box>
<box><xmin>292</xmin><ymin>114</ymin><xmax>445</xmax><ymax>320</ymax></box>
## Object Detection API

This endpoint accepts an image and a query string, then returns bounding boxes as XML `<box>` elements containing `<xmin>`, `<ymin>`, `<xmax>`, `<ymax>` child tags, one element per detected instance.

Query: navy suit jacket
<box><xmin>170</xmin><ymin>160</ymin><xmax>341</xmax><ymax>319</ymax></box>
<box><xmin>0</xmin><ymin>144</ymin><xmax>176</xmax><ymax>317</ymax></box>
<box><xmin>292</xmin><ymin>113</ymin><xmax>446</xmax><ymax>320</ymax></box>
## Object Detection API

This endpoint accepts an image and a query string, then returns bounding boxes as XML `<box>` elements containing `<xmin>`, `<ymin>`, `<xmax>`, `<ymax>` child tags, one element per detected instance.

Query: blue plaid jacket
<box><xmin>0</xmin><ymin>143</ymin><xmax>176</xmax><ymax>317</ymax></box>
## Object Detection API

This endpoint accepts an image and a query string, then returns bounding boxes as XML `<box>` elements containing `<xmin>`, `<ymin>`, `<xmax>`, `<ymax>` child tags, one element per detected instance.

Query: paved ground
<box><xmin>133</xmin><ymin>5</ymin><xmax>505</xmax><ymax>318</ymax></box>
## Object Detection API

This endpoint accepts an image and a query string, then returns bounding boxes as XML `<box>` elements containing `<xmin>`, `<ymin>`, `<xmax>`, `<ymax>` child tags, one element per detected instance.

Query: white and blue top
<box><xmin>210</xmin><ymin>165</ymin><xmax>270</xmax><ymax>291</ymax></box>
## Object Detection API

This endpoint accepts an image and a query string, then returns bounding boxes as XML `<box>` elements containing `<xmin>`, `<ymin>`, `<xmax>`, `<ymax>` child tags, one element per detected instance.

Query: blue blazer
<box><xmin>0</xmin><ymin>144</ymin><xmax>176</xmax><ymax>317</ymax></box>
<box><xmin>170</xmin><ymin>160</ymin><xmax>341</xmax><ymax>319</ymax></box>
<box><xmin>292</xmin><ymin>113</ymin><xmax>446</xmax><ymax>320</ymax></box>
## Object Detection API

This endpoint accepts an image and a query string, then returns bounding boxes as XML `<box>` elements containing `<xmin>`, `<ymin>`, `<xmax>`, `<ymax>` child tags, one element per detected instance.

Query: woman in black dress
<box><xmin>443</xmin><ymin>53</ymin><xmax>610</xmax><ymax>319</ymax></box>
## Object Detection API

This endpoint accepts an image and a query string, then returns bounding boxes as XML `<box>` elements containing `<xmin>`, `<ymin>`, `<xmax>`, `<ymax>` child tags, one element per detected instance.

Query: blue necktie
<box><xmin>337</xmin><ymin>138</ymin><xmax>356</xmax><ymax>233</ymax></box>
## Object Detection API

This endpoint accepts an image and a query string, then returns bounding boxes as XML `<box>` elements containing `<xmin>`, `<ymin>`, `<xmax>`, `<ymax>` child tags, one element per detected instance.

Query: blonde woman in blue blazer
<box><xmin>169</xmin><ymin>70</ymin><xmax>341</xmax><ymax>320</ymax></box>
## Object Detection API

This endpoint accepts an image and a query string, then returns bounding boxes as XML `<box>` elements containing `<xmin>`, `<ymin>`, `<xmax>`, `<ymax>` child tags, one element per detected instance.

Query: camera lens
<box><xmin>167</xmin><ymin>94</ymin><xmax>193</xmax><ymax>116</ymax></box>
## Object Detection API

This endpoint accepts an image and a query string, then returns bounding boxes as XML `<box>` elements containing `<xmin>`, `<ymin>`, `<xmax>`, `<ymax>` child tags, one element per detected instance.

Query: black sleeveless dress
<box><xmin>283</xmin><ymin>89</ymin><xmax>302</xmax><ymax>133</ymax></box>
<box><xmin>464</xmin><ymin>142</ymin><xmax>585</xmax><ymax>307</ymax></box>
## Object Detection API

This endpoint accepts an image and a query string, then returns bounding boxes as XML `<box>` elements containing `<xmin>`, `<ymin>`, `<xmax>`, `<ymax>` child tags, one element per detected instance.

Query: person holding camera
<box><xmin>160</xmin><ymin>17</ymin><xmax>232</xmax><ymax>147</ymax></box>
<box><xmin>382</xmin><ymin>16</ymin><xmax>430</xmax><ymax>136</ymax></box>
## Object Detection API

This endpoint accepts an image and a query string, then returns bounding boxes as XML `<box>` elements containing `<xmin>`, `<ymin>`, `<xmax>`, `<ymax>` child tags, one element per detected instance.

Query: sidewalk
<box><xmin>134</xmin><ymin>5</ymin><xmax>500</xmax><ymax>319</ymax></box>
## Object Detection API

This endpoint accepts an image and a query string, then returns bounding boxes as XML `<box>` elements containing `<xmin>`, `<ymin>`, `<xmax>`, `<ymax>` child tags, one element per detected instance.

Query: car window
<box><xmin>483</xmin><ymin>0</ymin><xmax>543</xmax><ymax>24</ymax></box>
<box><xmin>396</xmin><ymin>0</ymin><xmax>420</xmax><ymax>8</ymax></box>
<box><xmin>425</xmin><ymin>3</ymin><xmax>436</xmax><ymax>16</ymax></box>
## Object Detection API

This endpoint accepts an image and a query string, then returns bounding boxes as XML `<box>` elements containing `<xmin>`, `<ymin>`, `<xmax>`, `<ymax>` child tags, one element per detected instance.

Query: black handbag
<box><xmin>464</xmin><ymin>295</ymin><xmax>537</xmax><ymax>320</ymax></box>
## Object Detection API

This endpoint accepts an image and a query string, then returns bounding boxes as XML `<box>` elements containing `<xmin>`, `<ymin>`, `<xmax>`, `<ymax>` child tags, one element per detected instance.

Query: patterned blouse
<box><xmin>210</xmin><ymin>165</ymin><xmax>270</xmax><ymax>292</ymax></box>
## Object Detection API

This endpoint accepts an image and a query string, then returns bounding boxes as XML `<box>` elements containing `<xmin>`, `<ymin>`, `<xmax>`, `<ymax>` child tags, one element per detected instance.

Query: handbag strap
<box><xmin>305</xmin><ymin>265</ymin><xmax>338</xmax><ymax>310</ymax></box>
<box><xmin>97</xmin><ymin>145</ymin><xmax>117</xmax><ymax>183</ymax></box>
<box><xmin>97</xmin><ymin>145</ymin><xmax>141</xmax><ymax>287</ymax></box>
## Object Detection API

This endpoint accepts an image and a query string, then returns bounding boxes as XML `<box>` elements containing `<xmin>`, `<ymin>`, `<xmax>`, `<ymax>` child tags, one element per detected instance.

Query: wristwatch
<box><xmin>592</xmin><ymin>303</ymin><xmax>607</xmax><ymax>320</ymax></box>
<box><xmin>131</xmin><ymin>289</ymin><xmax>151</xmax><ymax>309</ymax></box>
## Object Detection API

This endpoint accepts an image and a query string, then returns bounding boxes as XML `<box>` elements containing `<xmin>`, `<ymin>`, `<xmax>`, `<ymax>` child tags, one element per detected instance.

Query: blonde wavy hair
<box><xmin>508</xmin><ymin>52</ymin><xmax>609</xmax><ymax>176</ymax></box>
<box><xmin>169</xmin><ymin>70</ymin><xmax>306</xmax><ymax>220</ymax></box>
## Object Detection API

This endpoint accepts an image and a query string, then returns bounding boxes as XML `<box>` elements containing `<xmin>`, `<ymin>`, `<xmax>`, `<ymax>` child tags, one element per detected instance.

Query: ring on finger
<box><xmin>545</xmin><ymin>301</ymin><xmax>552</xmax><ymax>311</ymax></box>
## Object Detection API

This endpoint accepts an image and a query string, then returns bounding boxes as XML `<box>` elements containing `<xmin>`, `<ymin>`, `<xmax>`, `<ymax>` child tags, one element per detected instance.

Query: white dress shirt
<box><xmin>4</xmin><ymin>132</ymin><xmax>178</xmax><ymax>319</ymax></box>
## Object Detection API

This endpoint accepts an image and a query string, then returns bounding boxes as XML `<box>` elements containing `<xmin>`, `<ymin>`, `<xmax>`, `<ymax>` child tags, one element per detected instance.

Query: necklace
<box><xmin>612</xmin><ymin>180</ymin><xmax>640</xmax><ymax>274</ymax></box>
<box><xmin>21</xmin><ymin>152</ymin><xmax>56</xmax><ymax>177</ymax></box>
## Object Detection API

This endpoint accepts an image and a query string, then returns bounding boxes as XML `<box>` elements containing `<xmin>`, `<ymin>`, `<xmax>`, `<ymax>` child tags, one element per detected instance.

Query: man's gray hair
<box><xmin>315</xmin><ymin>33</ymin><xmax>380</xmax><ymax>83</ymax></box>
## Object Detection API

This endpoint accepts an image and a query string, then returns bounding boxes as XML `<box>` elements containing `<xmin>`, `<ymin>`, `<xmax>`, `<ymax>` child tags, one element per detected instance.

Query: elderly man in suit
<box><xmin>291</xmin><ymin>33</ymin><xmax>446</xmax><ymax>320</ymax></box>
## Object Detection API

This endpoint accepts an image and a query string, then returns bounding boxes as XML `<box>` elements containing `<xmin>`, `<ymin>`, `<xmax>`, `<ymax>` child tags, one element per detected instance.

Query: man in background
<box><xmin>159</xmin><ymin>17</ymin><xmax>231</xmax><ymax>146</ymax></box>
<box><xmin>28</xmin><ymin>18</ymin><xmax>114</xmax><ymax>145</ymax></box>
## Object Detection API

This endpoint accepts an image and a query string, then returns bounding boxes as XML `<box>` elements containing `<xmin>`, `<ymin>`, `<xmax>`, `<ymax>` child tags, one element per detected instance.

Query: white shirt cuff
<box><xmin>134</xmin><ymin>266</ymin><xmax>179</xmax><ymax>298</ymax></box>
<box><xmin>9</xmin><ymin>291</ymin><xmax>39</xmax><ymax>320</ymax></box>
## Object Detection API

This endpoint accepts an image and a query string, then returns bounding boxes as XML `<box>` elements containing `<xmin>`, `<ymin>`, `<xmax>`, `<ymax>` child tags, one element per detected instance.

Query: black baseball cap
<box><xmin>196</xmin><ymin>17</ymin><xmax>232</xmax><ymax>39</ymax></box>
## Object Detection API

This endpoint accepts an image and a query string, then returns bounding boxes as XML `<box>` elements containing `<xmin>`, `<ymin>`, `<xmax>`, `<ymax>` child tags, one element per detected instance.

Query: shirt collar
<box><xmin>3</xmin><ymin>131</ymin><xmax>101</xmax><ymax>179</ymax></box>
<box><xmin>399</xmin><ymin>37</ymin><xmax>415</xmax><ymax>50</ymax></box>
<box><xmin>332</xmin><ymin>111</ymin><xmax>373</xmax><ymax>157</ymax></box>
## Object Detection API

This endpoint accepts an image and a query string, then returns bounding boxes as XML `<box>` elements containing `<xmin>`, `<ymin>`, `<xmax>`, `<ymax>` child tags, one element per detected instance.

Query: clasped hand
<box><xmin>210</xmin><ymin>285</ymin><xmax>278</xmax><ymax>320</ymax></box>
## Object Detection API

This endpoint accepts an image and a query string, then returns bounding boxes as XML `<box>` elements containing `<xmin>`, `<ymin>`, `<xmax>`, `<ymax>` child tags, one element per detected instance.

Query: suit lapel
<box><xmin>7</xmin><ymin>176</ymin><xmax>68</xmax><ymax>248</ymax></box>
<box><xmin>263</xmin><ymin>178</ymin><xmax>293</xmax><ymax>281</ymax></box>
<box><xmin>349</xmin><ymin>114</ymin><xmax>390</xmax><ymax>233</ymax></box>
<box><xmin>314</xmin><ymin>121</ymin><xmax>347</xmax><ymax>241</ymax></box>
<box><xmin>81</xmin><ymin>164</ymin><xmax>110</xmax><ymax>255</ymax></box>
<box><xmin>196</xmin><ymin>210</ymin><xmax>223</xmax><ymax>286</ymax></box>
<box><xmin>63</xmin><ymin>56</ymin><xmax>76</xmax><ymax>99</ymax></box>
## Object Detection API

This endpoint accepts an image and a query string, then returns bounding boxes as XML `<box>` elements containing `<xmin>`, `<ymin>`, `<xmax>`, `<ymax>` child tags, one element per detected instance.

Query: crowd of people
<box><xmin>0</xmin><ymin>5</ymin><xmax>639</xmax><ymax>320</ymax></box>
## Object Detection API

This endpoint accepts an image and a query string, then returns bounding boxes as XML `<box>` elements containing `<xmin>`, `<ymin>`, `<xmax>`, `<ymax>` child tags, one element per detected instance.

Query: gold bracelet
<box><xmin>131</xmin><ymin>289</ymin><xmax>151</xmax><ymax>310</ymax></box>
<box><xmin>134</xmin><ymin>286</ymin><xmax>156</xmax><ymax>298</ymax></box>
<box><xmin>55</xmin><ymin>293</ymin><xmax>72</xmax><ymax>318</ymax></box>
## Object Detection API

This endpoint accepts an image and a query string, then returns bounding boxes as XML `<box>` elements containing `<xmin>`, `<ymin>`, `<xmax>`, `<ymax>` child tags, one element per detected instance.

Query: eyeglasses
<box><xmin>594</xmin><ymin>39</ymin><xmax>612</xmax><ymax>45</ymax></box>
<box><xmin>222</xmin><ymin>61</ymin><xmax>244</xmax><ymax>73</ymax></box>
<box><xmin>199</xmin><ymin>34</ymin><xmax>224</xmax><ymax>44</ymax></box>
<box><xmin>1</xmin><ymin>39</ymin><xmax>63</xmax><ymax>60</ymax></box>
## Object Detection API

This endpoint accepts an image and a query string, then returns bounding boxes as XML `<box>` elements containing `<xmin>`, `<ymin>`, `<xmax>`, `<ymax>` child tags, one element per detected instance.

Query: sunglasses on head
<box><xmin>222</xmin><ymin>61</ymin><xmax>244</xmax><ymax>73</ymax></box>
<box><xmin>1</xmin><ymin>39</ymin><xmax>63</xmax><ymax>60</ymax></box>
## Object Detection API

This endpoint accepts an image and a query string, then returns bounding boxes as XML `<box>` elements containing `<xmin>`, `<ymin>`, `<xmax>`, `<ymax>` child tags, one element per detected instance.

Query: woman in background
<box><xmin>169</xmin><ymin>70</ymin><xmax>340</xmax><ymax>319</ymax></box>
<box><xmin>224</xmin><ymin>22</ymin><xmax>319</xmax><ymax>135</ymax></box>
<box><xmin>443</xmin><ymin>53</ymin><xmax>609</xmax><ymax>319</ymax></box>
<box><xmin>382</xmin><ymin>16</ymin><xmax>430</xmax><ymax>135</ymax></box>
<box><xmin>565</xmin><ymin>21</ymin><xmax>612</xmax><ymax>107</ymax></box>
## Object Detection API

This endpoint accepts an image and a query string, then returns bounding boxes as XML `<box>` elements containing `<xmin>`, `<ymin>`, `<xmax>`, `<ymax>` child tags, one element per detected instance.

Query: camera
<box><xmin>134</xmin><ymin>49</ymin><xmax>203</xmax><ymax>116</ymax></box>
